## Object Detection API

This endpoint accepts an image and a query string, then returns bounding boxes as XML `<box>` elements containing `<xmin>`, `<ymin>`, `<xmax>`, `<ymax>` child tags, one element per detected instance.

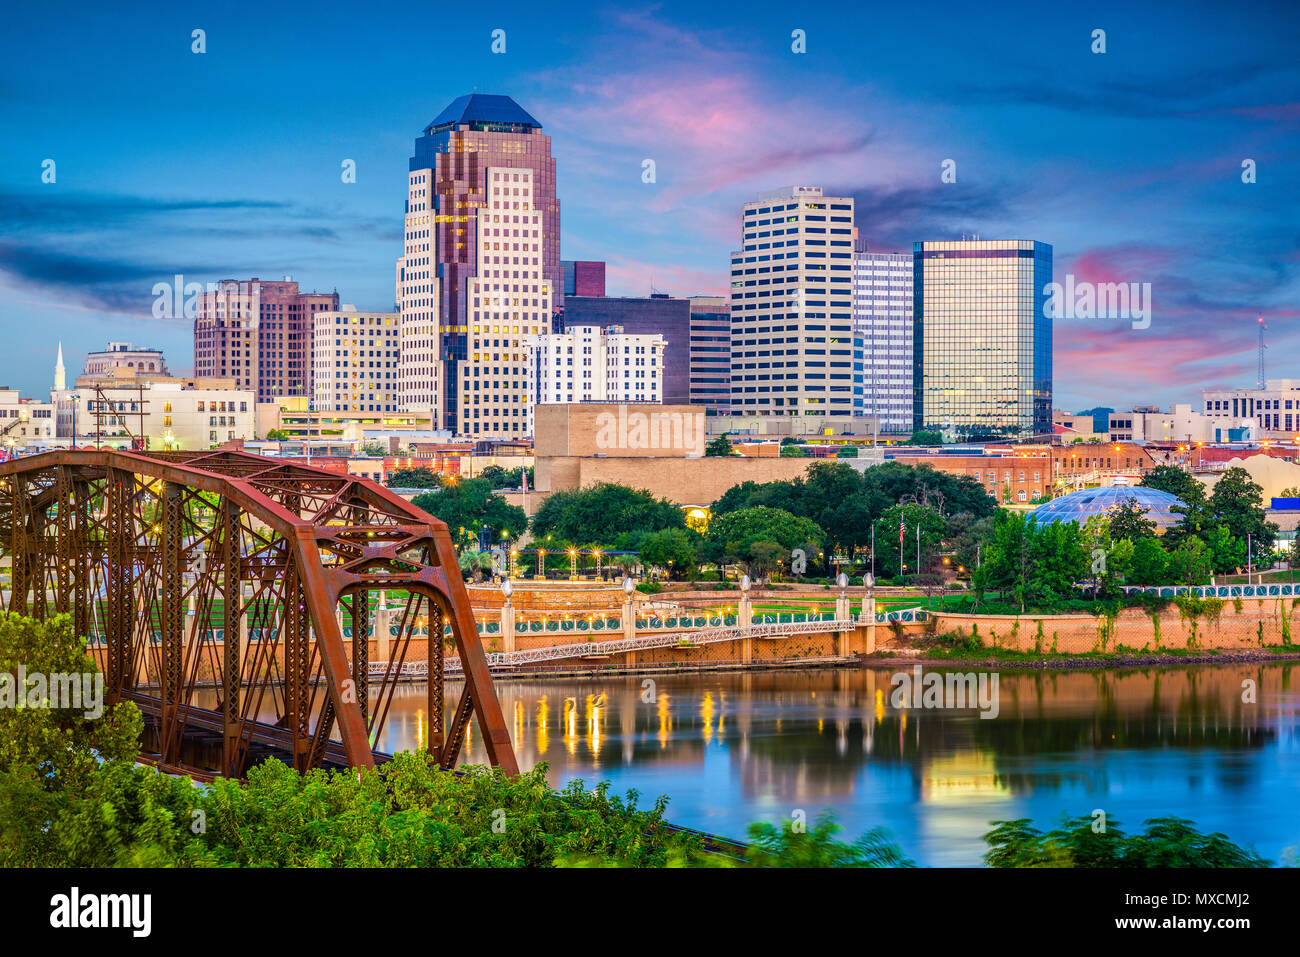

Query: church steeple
<box><xmin>54</xmin><ymin>341</ymin><xmax>66</xmax><ymax>392</ymax></box>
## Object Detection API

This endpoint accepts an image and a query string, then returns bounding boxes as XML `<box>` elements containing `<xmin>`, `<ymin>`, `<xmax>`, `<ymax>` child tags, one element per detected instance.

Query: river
<box><xmin>374</xmin><ymin>663</ymin><xmax>1299</xmax><ymax>866</ymax></box>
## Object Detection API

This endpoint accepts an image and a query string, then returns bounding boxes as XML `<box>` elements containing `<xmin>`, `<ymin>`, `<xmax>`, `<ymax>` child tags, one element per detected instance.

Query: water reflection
<box><xmin>387</xmin><ymin>665</ymin><xmax>1300</xmax><ymax>864</ymax></box>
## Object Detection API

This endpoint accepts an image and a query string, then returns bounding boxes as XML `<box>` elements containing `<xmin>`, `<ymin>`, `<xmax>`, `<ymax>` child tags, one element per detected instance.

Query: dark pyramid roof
<box><xmin>425</xmin><ymin>94</ymin><xmax>541</xmax><ymax>132</ymax></box>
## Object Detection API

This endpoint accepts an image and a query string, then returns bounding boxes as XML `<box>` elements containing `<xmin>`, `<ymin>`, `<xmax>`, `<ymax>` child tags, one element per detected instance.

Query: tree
<box><xmin>983</xmin><ymin>816</ymin><xmax>1269</xmax><ymax>868</ymax></box>
<box><xmin>873</xmin><ymin>503</ymin><xmax>946</xmax><ymax>579</ymax></box>
<box><xmin>904</xmin><ymin>430</ymin><xmax>943</xmax><ymax>446</ymax></box>
<box><xmin>387</xmin><ymin>466</ymin><xmax>444</xmax><ymax>489</ymax></box>
<box><xmin>457</xmin><ymin>549</ymin><xmax>495</xmax><ymax>583</ymax></box>
<box><xmin>479</xmin><ymin>465</ymin><xmax>533</xmax><ymax>490</ymax></box>
<box><xmin>836</xmin><ymin>445</ymin><xmax>859</xmax><ymax>458</ymax></box>
<box><xmin>412</xmin><ymin>477</ymin><xmax>527</xmax><ymax>546</ymax></box>
<box><xmin>780</xmin><ymin>443</ymin><xmax>807</xmax><ymax>457</ymax></box>
<box><xmin>360</xmin><ymin>440</ymin><xmax>388</xmax><ymax>456</ymax></box>
<box><xmin>1206</xmin><ymin>523</ymin><xmax>1246</xmax><ymax>574</ymax></box>
<box><xmin>1207</xmin><ymin>467</ymin><xmax>1276</xmax><ymax>552</ymax></box>
<box><xmin>265</xmin><ymin>428</ymin><xmax>289</xmax><ymax>441</ymax></box>
<box><xmin>700</xmin><ymin>506</ymin><xmax>824</xmax><ymax>579</ymax></box>
<box><xmin>1108</xmin><ymin>497</ymin><xmax>1157</xmax><ymax>541</ymax></box>
<box><xmin>530</xmin><ymin>483</ymin><xmax>685</xmax><ymax>547</ymax></box>
<box><xmin>1129</xmin><ymin>536</ymin><xmax>1169</xmax><ymax>585</ymax></box>
<box><xmin>1167</xmin><ymin>536</ymin><xmax>1213</xmax><ymax>585</ymax></box>
<box><xmin>1142</xmin><ymin>466</ymin><xmax>1208</xmax><ymax>544</ymax></box>
<box><xmin>0</xmin><ymin>614</ymin><xmax>146</xmax><ymax>866</ymax></box>
<box><xmin>638</xmin><ymin>528</ymin><xmax>699</xmax><ymax>580</ymax></box>
<box><xmin>705</xmin><ymin>434</ymin><xmax>736</xmax><ymax>457</ymax></box>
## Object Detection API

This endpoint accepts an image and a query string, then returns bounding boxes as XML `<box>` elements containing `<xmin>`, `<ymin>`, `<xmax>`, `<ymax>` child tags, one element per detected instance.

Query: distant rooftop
<box><xmin>425</xmin><ymin>94</ymin><xmax>541</xmax><ymax>134</ymax></box>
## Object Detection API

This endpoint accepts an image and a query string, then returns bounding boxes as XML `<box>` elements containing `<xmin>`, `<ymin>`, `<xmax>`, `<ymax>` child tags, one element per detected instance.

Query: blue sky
<box><xmin>1</xmin><ymin>0</ymin><xmax>1297</xmax><ymax>409</ymax></box>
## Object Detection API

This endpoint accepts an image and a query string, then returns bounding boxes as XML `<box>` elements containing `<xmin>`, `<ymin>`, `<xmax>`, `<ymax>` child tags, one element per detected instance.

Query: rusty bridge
<box><xmin>0</xmin><ymin>448</ymin><xmax>518</xmax><ymax>779</ymax></box>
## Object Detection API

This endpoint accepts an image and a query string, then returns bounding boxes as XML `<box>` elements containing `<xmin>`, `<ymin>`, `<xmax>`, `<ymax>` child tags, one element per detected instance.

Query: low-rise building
<box><xmin>1203</xmin><ymin>380</ymin><xmax>1300</xmax><ymax>441</ymax></box>
<box><xmin>528</xmin><ymin>324</ymin><xmax>664</xmax><ymax>408</ymax></box>
<box><xmin>58</xmin><ymin>382</ymin><xmax>255</xmax><ymax>450</ymax></box>
<box><xmin>1110</xmin><ymin>403</ymin><xmax>1254</xmax><ymax>444</ymax></box>
<box><xmin>256</xmin><ymin>395</ymin><xmax>435</xmax><ymax>444</ymax></box>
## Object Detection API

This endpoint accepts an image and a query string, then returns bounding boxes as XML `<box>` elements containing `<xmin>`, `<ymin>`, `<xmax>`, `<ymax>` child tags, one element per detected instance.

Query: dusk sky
<box><xmin>1</xmin><ymin>0</ymin><xmax>1297</xmax><ymax>410</ymax></box>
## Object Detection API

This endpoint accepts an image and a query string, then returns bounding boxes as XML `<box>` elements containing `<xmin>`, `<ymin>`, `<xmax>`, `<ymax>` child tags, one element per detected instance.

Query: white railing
<box><xmin>445</xmin><ymin>616</ymin><xmax>855</xmax><ymax>671</ymax></box>
<box><xmin>365</xmin><ymin>618</ymin><xmax>857</xmax><ymax>677</ymax></box>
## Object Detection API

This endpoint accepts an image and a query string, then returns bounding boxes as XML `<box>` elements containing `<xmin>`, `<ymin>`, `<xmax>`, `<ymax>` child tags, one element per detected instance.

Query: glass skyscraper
<box><xmin>912</xmin><ymin>240</ymin><xmax>1052</xmax><ymax>440</ymax></box>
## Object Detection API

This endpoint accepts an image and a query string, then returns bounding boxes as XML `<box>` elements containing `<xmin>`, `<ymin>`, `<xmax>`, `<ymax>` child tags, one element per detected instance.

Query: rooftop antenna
<box><xmin>1258</xmin><ymin>316</ymin><xmax>1267</xmax><ymax>389</ymax></box>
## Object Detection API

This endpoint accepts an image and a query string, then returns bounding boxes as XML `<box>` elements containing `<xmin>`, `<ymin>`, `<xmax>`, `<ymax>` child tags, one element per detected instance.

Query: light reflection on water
<box><xmin>382</xmin><ymin>664</ymin><xmax>1299</xmax><ymax>865</ymax></box>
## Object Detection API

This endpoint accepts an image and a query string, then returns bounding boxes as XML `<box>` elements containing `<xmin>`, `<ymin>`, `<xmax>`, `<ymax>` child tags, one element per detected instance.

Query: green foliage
<box><xmin>984</xmin><ymin>815</ymin><xmax>1270</xmax><ymax>868</ymax></box>
<box><xmin>979</xmin><ymin>513</ymin><xmax>1086</xmax><ymax>613</ymax></box>
<box><xmin>904</xmin><ymin>430</ymin><xmax>943</xmax><ymax>446</ymax></box>
<box><xmin>638</xmin><ymin>528</ymin><xmax>700</xmax><ymax>580</ymax></box>
<box><xmin>265</xmin><ymin>428</ymin><xmax>289</xmax><ymax>441</ymax></box>
<box><xmin>700</xmin><ymin>506</ymin><xmax>824</xmax><ymax>577</ymax></box>
<box><xmin>836</xmin><ymin>445</ymin><xmax>859</xmax><ymax>458</ymax></box>
<box><xmin>872</xmin><ymin>503</ymin><xmax>946</xmax><ymax>578</ymax></box>
<box><xmin>1129</xmin><ymin>536</ymin><xmax>1169</xmax><ymax>586</ymax></box>
<box><xmin>1167</xmin><ymin>536</ymin><xmax>1213</xmax><ymax>585</ymax></box>
<box><xmin>457</xmin><ymin>549</ymin><xmax>494</xmax><ymax>582</ymax></box>
<box><xmin>1207</xmin><ymin>467</ymin><xmax>1276</xmax><ymax>552</ymax></box>
<box><xmin>779</xmin><ymin>443</ymin><xmax>807</xmax><ymax>457</ymax></box>
<box><xmin>745</xmin><ymin>812</ymin><xmax>914</xmax><ymax>867</ymax></box>
<box><xmin>387</xmin><ymin>466</ymin><xmax>444</xmax><ymax>489</ymax></box>
<box><xmin>412</xmin><ymin>478</ymin><xmax>527</xmax><ymax>545</ymax></box>
<box><xmin>1108</xmin><ymin>497</ymin><xmax>1157</xmax><ymax>541</ymax></box>
<box><xmin>530</xmin><ymin>483</ymin><xmax>685</xmax><ymax>547</ymax></box>
<box><xmin>712</xmin><ymin>461</ymin><xmax>996</xmax><ymax>566</ymax></box>
<box><xmin>704</xmin><ymin>434</ymin><xmax>735</xmax><ymax>457</ymax></box>
<box><xmin>0</xmin><ymin>614</ymin><xmax>145</xmax><ymax>866</ymax></box>
<box><xmin>478</xmin><ymin>465</ymin><xmax>534</xmax><ymax>489</ymax></box>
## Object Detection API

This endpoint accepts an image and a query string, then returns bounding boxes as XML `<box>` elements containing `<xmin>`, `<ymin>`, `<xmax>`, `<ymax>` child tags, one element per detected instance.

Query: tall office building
<box><xmin>912</xmin><ymin>240</ymin><xmax>1052</xmax><ymax>440</ymax></box>
<box><xmin>194</xmin><ymin>278</ymin><xmax>338</xmax><ymax>403</ymax></box>
<box><xmin>729</xmin><ymin>186</ymin><xmax>856</xmax><ymax>417</ymax></box>
<box><xmin>528</xmin><ymin>324</ymin><xmax>664</xmax><ymax>407</ymax></box>
<box><xmin>852</xmin><ymin>242</ymin><xmax>913</xmax><ymax>433</ymax></box>
<box><xmin>312</xmin><ymin>306</ymin><xmax>401</xmax><ymax>413</ymax></box>
<box><xmin>563</xmin><ymin>295</ymin><xmax>691</xmax><ymax>404</ymax></box>
<box><xmin>395</xmin><ymin>93</ymin><xmax>560</xmax><ymax>437</ymax></box>
<box><xmin>688</xmin><ymin>297</ymin><xmax>731</xmax><ymax>414</ymax></box>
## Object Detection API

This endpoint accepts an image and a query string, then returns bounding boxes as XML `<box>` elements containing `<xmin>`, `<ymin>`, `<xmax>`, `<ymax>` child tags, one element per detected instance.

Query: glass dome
<box><xmin>1031</xmin><ymin>485</ymin><xmax>1186</xmax><ymax>531</ymax></box>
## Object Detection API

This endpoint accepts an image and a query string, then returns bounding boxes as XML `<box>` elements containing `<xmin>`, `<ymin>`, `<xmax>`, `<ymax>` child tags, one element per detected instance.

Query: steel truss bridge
<box><xmin>0</xmin><ymin>449</ymin><xmax>518</xmax><ymax>779</ymax></box>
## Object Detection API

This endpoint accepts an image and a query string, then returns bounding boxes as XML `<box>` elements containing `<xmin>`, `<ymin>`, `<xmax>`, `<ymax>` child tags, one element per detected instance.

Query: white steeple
<box><xmin>54</xmin><ymin>341</ymin><xmax>66</xmax><ymax>392</ymax></box>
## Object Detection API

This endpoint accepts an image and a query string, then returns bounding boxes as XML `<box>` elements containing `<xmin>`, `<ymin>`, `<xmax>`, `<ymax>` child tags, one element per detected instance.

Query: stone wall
<box><xmin>931</xmin><ymin>596</ymin><xmax>1299</xmax><ymax>653</ymax></box>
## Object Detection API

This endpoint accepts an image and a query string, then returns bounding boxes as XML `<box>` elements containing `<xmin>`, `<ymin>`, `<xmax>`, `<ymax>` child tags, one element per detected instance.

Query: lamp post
<box><xmin>69</xmin><ymin>393</ymin><xmax>81</xmax><ymax>450</ymax></box>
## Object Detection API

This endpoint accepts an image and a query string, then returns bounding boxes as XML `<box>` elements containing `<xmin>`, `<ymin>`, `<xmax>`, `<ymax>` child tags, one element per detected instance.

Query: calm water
<box><xmin>376</xmin><ymin>664</ymin><xmax>1300</xmax><ymax>866</ymax></box>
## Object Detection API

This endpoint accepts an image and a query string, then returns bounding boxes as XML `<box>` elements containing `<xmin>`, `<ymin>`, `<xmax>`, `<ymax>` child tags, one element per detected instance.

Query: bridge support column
<box><xmin>500</xmin><ymin>599</ymin><xmax>515</xmax><ymax>653</ymax></box>
<box><xmin>376</xmin><ymin>600</ymin><xmax>391</xmax><ymax>662</ymax></box>
<box><xmin>862</xmin><ymin>581</ymin><xmax>877</xmax><ymax>654</ymax></box>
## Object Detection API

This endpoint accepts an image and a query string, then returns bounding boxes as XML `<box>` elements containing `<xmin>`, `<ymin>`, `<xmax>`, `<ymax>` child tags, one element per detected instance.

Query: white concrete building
<box><xmin>57</xmin><ymin>383</ymin><xmax>255</xmax><ymax>450</ymax></box>
<box><xmin>396</xmin><ymin>168</ymin><xmax>440</xmax><ymax>416</ymax></box>
<box><xmin>852</xmin><ymin>244</ymin><xmax>912</xmax><ymax>433</ymax></box>
<box><xmin>529</xmin><ymin>324</ymin><xmax>664</xmax><ymax>411</ymax></box>
<box><xmin>1203</xmin><ymin>380</ymin><xmax>1300</xmax><ymax>441</ymax></box>
<box><xmin>1109</xmin><ymin>403</ymin><xmax>1255</xmax><ymax>444</ymax></box>
<box><xmin>459</xmin><ymin>166</ymin><xmax>553</xmax><ymax>438</ymax></box>
<box><xmin>0</xmin><ymin>388</ymin><xmax>57</xmax><ymax>452</ymax></box>
<box><xmin>312</xmin><ymin>306</ymin><xmax>401</xmax><ymax>413</ymax></box>
<box><xmin>729</xmin><ymin>186</ymin><xmax>856</xmax><ymax>418</ymax></box>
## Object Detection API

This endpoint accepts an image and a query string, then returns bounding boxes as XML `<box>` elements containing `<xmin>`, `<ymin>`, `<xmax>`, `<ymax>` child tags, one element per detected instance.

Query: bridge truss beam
<box><xmin>0</xmin><ymin>448</ymin><xmax>518</xmax><ymax>780</ymax></box>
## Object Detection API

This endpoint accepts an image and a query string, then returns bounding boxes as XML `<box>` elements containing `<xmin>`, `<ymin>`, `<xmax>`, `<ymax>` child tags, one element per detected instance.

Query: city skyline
<box><xmin>1</xmin><ymin>0</ymin><xmax>1298</xmax><ymax>410</ymax></box>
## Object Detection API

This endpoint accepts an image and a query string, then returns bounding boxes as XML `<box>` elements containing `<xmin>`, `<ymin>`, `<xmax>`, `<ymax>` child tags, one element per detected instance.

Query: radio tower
<box><xmin>1258</xmin><ymin>316</ymin><xmax>1267</xmax><ymax>389</ymax></box>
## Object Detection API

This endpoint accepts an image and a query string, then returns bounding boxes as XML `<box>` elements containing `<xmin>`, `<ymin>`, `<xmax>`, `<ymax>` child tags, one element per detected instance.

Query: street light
<box><xmin>69</xmin><ymin>394</ymin><xmax>81</xmax><ymax>450</ymax></box>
